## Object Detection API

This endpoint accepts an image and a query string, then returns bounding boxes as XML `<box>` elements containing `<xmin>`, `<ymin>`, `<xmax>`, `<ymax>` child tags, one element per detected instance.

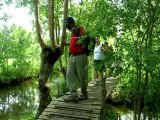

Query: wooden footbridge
<box><xmin>37</xmin><ymin>77</ymin><xmax>118</xmax><ymax>120</ymax></box>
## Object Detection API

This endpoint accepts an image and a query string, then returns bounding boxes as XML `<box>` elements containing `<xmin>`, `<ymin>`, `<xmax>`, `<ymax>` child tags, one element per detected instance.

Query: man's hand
<box><xmin>70</xmin><ymin>27</ymin><xmax>78</xmax><ymax>34</ymax></box>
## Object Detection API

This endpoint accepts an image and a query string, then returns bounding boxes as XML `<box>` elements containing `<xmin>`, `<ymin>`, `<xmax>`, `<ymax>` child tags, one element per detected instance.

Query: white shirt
<box><xmin>94</xmin><ymin>44</ymin><xmax>105</xmax><ymax>60</ymax></box>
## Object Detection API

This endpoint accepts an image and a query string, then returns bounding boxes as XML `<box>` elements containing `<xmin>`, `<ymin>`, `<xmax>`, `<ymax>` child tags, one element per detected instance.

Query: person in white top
<box><xmin>94</xmin><ymin>43</ymin><xmax>105</xmax><ymax>60</ymax></box>
<box><xmin>93</xmin><ymin>37</ymin><xmax>106</xmax><ymax>85</ymax></box>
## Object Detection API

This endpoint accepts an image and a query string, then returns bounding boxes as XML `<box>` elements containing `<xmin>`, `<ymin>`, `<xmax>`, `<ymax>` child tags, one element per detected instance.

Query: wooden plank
<box><xmin>51</xmin><ymin>104</ymin><xmax>100</xmax><ymax>112</ymax></box>
<box><xmin>48</xmin><ymin>116</ymin><xmax>87</xmax><ymax>120</ymax></box>
<box><xmin>79</xmin><ymin>100</ymin><xmax>101</xmax><ymax>105</ymax></box>
<box><xmin>44</xmin><ymin>107</ymin><xmax>99</xmax><ymax>114</ymax></box>
<box><xmin>52</xmin><ymin>99</ymin><xmax>101</xmax><ymax>106</ymax></box>
<box><xmin>51</xmin><ymin>100</ymin><xmax>101</xmax><ymax>108</ymax></box>
<box><xmin>44</xmin><ymin>106</ymin><xmax>91</xmax><ymax>119</ymax></box>
<box><xmin>38</xmin><ymin>114</ymin><xmax>50</xmax><ymax>120</ymax></box>
<box><xmin>41</xmin><ymin>110</ymin><xmax>91</xmax><ymax>120</ymax></box>
<box><xmin>49</xmin><ymin>101</ymin><xmax>100</xmax><ymax>110</ymax></box>
<box><xmin>45</xmin><ymin>109</ymin><xmax>98</xmax><ymax>118</ymax></box>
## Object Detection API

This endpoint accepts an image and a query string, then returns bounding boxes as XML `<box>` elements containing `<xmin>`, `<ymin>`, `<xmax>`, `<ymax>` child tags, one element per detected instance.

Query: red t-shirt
<box><xmin>69</xmin><ymin>27</ymin><xmax>85</xmax><ymax>54</ymax></box>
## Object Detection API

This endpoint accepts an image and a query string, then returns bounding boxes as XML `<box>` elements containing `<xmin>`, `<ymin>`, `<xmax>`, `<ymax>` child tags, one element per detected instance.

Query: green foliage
<box><xmin>77</xmin><ymin>35</ymin><xmax>95</xmax><ymax>56</ymax></box>
<box><xmin>0</xmin><ymin>25</ymin><xmax>40</xmax><ymax>83</ymax></box>
<box><xmin>68</xmin><ymin>0</ymin><xmax>118</xmax><ymax>39</ymax></box>
<box><xmin>107</xmin><ymin>0</ymin><xmax>160</xmax><ymax>116</ymax></box>
<box><xmin>104</xmin><ymin>45</ymin><xmax>115</xmax><ymax>67</ymax></box>
<box><xmin>105</xmin><ymin>109</ymin><xmax>118</xmax><ymax>120</ymax></box>
<box><xmin>1</xmin><ymin>0</ymin><xmax>160</xmax><ymax>118</ymax></box>
<box><xmin>49</xmin><ymin>71</ymin><xmax>68</xmax><ymax>97</ymax></box>
<box><xmin>144</xmin><ymin>79</ymin><xmax>160</xmax><ymax>111</ymax></box>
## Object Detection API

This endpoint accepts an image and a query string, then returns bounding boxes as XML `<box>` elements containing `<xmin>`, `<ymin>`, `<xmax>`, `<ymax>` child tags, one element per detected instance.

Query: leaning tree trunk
<box><xmin>34</xmin><ymin>0</ymin><xmax>61</xmax><ymax>118</ymax></box>
<box><xmin>34</xmin><ymin>0</ymin><xmax>69</xmax><ymax>118</ymax></box>
<box><xmin>36</xmin><ymin>47</ymin><xmax>61</xmax><ymax>118</ymax></box>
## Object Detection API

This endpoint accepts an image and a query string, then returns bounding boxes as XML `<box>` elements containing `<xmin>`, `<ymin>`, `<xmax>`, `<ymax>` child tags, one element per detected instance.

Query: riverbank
<box><xmin>0</xmin><ymin>76</ymin><xmax>37</xmax><ymax>88</ymax></box>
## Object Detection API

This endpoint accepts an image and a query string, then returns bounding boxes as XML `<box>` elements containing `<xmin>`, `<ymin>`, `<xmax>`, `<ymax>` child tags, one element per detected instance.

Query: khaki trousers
<box><xmin>66</xmin><ymin>54</ymin><xmax>88</xmax><ymax>97</ymax></box>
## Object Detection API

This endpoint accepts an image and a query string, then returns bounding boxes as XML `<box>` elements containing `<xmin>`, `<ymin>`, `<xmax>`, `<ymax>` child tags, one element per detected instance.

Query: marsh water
<box><xmin>0</xmin><ymin>78</ymin><xmax>140</xmax><ymax>120</ymax></box>
<box><xmin>0</xmin><ymin>79</ymin><xmax>39</xmax><ymax>120</ymax></box>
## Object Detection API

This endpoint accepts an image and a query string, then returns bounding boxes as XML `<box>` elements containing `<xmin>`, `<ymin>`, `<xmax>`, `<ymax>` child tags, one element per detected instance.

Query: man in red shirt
<box><xmin>63</xmin><ymin>17</ymin><xmax>88</xmax><ymax>102</ymax></box>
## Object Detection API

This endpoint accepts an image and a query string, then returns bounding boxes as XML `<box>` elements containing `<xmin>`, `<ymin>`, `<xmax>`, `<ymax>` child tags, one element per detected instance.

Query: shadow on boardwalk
<box><xmin>37</xmin><ymin>78</ymin><xmax>117</xmax><ymax>120</ymax></box>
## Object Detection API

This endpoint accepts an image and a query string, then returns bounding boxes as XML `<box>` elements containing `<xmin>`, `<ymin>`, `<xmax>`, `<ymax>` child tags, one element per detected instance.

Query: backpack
<box><xmin>77</xmin><ymin>28</ymin><xmax>96</xmax><ymax>56</ymax></box>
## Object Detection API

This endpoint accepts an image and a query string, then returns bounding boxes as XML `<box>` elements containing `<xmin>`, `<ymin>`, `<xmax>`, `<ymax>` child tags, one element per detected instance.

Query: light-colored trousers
<box><xmin>66</xmin><ymin>54</ymin><xmax>88</xmax><ymax>97</ymax></box>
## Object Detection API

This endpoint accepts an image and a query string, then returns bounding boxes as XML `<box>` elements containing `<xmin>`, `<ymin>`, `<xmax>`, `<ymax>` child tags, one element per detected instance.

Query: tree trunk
<box><xmin>36</xmin><ymin>47</ymin><xmax>61</xmax><ymax>118</ymax></box>
<box><xmin>34</xmin><ymin>1</ymin><xmax>62</xmax><ymax>118</ymax></box>
<box><xmin>34</xmin><ymin>0</ymin><xmax>69</xmax><ymax>118</ymax></box>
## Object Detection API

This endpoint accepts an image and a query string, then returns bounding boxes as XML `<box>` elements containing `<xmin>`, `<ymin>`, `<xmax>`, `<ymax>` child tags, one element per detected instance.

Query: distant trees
<box><xmin>0</xmin><ymin>25</ymin><xmax>40</xmax><ymax>84</ymax></box>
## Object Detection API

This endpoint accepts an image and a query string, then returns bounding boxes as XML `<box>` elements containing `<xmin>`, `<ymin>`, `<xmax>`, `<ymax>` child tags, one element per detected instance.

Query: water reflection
<box><xmin>0</xmin><ymin>79</ymin><xmax>39</xmax><ymax>120</ymax></box>
<box><xmin>105</xmin><ymin>104</ymin><xmax>135</xmax><ymax>120</ymax></box>
<box><xmin>106</xmin><ymin>104</ymin><xmax>160</xmax><ymax>120</ymax></box>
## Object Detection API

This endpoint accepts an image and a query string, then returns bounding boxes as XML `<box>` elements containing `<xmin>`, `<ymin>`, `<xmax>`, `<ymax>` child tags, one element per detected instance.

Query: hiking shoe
<box><xmin>62</xmin><ymin>95</ymin><xmax>79</xmax><ymax>103</ymax></box>
<box><xmin>79</xmin><ymin>94</ymin><xmax>88</xmax><ymax>100</ymax></box>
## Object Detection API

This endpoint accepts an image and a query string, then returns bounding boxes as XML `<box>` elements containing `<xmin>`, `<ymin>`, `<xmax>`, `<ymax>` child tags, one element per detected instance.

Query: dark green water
<box><xmin>0</xmin><ymin>79</ymin><xmax>39</xmax><ymax>120</ymax></box>
<box><xmin>105</xmin><ymin>104</ymin><xmax>133</xmax><ymax>120</ymax></box>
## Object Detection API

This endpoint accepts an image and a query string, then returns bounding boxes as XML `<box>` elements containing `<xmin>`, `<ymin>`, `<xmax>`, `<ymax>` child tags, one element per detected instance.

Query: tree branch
<box><xmin>60</xmin><ymin>0</ymin><xmax>69</xmax><ymax>54</ymax></box>
<box><xmin>34</xmin><ymin>0</ymin><xmax>46</xmax><ymax>49</ymax></box>
<box><xmin>48</xmin><ymin>0</ymin><xmax>56</xmax><ymax>51</ymax></box>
